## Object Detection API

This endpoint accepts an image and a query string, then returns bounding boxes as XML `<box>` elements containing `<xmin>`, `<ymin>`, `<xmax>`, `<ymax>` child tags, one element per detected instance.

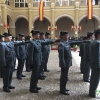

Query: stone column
<box><xmin>28</xmin><ymin>3</ymin><xmax>32</xmax><ymax>36</ymax></box>
<box><xmin>74</xmin><ymin>1</ymin><xmax>80</xmax><ymax>37</ymax></box>
<box><xmin>10</xmin><ymin>26</ymin><xmax>16</xmax><ymax>36</ymax></box>
<box><xmin>51</xmin><ymin>2</ymin><xmax>55</xmax><ymax>39</ymax></box>
<box><xmin>1</xmin><ymin>0</ymin><xmax>7</xmax><ymax>33</ymax></box>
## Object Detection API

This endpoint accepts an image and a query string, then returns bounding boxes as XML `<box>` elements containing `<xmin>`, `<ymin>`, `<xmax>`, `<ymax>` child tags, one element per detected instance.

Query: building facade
<box><xmin>0</xmin><ymin>0</ymin><xmax>100</xmax><ymax>38</ymax></box>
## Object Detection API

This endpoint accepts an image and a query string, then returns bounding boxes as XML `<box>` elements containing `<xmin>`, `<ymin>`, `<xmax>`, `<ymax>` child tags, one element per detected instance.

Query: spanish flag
<box><xmin>87</xmin><ymin>0</ymin><xmax>93</xmax><ymax>19</ymax></box>
<box><xmin>39</xmin><ymin>1</ymin><xmax>44</xmax><ymax>21</ymax></box>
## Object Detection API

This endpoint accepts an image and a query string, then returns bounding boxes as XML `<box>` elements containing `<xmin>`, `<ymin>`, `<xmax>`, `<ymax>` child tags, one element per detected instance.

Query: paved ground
<box><xmin>0</xmin><ymin>50</ymin><xmax>100</xmax><ymax>100</ymax></box>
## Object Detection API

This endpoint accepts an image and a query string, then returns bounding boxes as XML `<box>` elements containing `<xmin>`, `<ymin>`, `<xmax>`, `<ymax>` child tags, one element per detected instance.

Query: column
<box><xmin>1</xmin><ymin>0</ymin><xmax>7</xmax><ymax>33</ymax></box>
<box><xmin>28</xmin><ymin>3</ymin><xmax>32</xmax><ymax>36</ymax></box>
<box><xmin>74</xmin><ymin>1</ymin><xmax>80</xmax><ymax>37</ymax></box>
<box><xmin>51</xmin><ymin>1</ymin><xmax>55</xmax><ymax>39</ymax></box>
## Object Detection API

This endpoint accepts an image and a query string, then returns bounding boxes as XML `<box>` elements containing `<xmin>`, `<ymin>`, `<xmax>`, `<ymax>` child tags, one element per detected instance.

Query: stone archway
<box><xmin>79</xmin><ymin>14</ymin><xmax>99</xmax><ymax>36</ymax></box>
<box><xmin>33</xmin><ymin>16</ymin><xmax>51</xmax><ymax>33</ymax></box>
<box><xmin>15</xmin><ymin>17</ymin><xmax>29</xmax><ymax>36</ymax></box>
<box><xmin>55</xmin><ymin>15</ymin><xmax>74</xmax><ymax>37</ymax></box>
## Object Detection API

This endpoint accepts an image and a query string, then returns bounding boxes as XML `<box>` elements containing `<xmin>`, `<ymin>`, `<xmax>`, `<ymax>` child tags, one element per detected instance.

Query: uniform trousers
<box><xmin>3</xmin><ymin>66</ymin><xmax>13</xmax><ymax>88</ymax></box>
<box><xmin>30</xmin><ymin>64</ymin><xmax>40</xmax><ymax>90</ymax></box>
<box><xmin>60</xmin><ymin>67</ymin><xmax>69</xmax><ymax>92</ymax></box>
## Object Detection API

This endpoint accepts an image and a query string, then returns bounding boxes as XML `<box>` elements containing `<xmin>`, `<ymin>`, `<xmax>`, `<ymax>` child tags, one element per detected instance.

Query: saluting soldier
<box><xmin>0</xmin><ymin>33</ymin><xmax>15</xmax><ymax>92</ymax></box>
<box><xmin>12</xmin><ymin>36</ymin><xmax>17</xmax><ymax>71</ymax></box>
<box><xmin>89</xmin><ymin>29</ymin><xmax>100</xmax><ymax>98</ymax></box>
<box><xmin>0</xmin><ymin>35</ymin><xmax>5</xmax><ymax>78</ymax></box>
<box><xmin>83</xmin><ymin>32</ymin><xmax>94</xmax><ymax>82</ymax></box>
<box><xmin>25</xmin><ymin>36</ymin><xmax>32</xmax><ymax>72</ymax></box>
<box><xmin>28</xmin><ymin>30</ymin><xmax>58</xmax><ymax>93</ymax></box>
<box><xmin>58</xmin><ymin>31</ymin><xmax>71</xmax><ymax>95</ymax></box>
<box><xmin>15</xmin><ymin>34</ymin><xmax>26</xmax><ymax>80</ymax></box>
<box><xmin>44</xmin><ymin>32</ymin><xmax>51</xmax><ymax>72</ymax></box>
<box><xmin>79</xmin><ymin>36</ymin><xmax>87</xmax><ymax>74</ymax></box>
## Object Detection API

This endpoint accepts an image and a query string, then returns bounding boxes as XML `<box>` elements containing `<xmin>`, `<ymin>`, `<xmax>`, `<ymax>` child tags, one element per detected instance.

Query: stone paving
<box><xmin>0</xmin><ymin>50</ymin><xmax>100</xmax><ymax>100</ymax></box>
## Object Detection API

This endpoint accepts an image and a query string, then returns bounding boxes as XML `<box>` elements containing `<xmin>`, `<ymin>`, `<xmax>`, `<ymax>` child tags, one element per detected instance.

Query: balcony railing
<box><xmin>33</xmin><ymin>0</ymin><xmax>51</xmax><ymax>7</ymax></box>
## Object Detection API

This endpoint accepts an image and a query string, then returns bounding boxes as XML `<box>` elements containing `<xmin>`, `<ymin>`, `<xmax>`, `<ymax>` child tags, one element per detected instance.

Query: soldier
<box><xmin>28</xmin><ymin>30</ymin><xmax>58</xmax><ymax>93</ymax></box>
<box><xmin>25</xmin><ymin>36</ymin><xmax>32</xmax><ymax>72</ymax></box>
<box><xmin>44</xmin><ymin>32</ymin><xmax>51</xmax><ymax>72</ymax></box>
<box><xmin>58</xmin><ymin>31</ymin><xmax>71</xmax><ymax>95</ymax></box>
<box><xmin>79</xmin><ymin>36</ymin><xmax>87</xmax><ymax>74</ymax></box>
<box><xmin>89</xmin><ymin>29</ymin><xmax>100</xmax><ymax>98</ymax></box>
<box><xmin>15</xmin><ymin>34</ymin><xmax>26</xmax><ymax>80</ymax></box>
<box><xmin>83</xmin><ymin>32</ymin><xmax>94</xmax><ymax>82</ymax></box>
<box><xmin>0</xmin><ymin>35</ymin><xmax>5</xmax><ymax>78</ymax></box>
<box><xmin>12</xmin><ymin>36</ymin><xmax>17</xmax><ymax>71</ymax></box>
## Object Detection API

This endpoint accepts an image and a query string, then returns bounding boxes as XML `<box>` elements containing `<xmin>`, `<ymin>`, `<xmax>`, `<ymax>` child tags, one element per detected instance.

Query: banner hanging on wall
<box><xmin>39</xmin><ymin>1</ymin><xmax>44</xmax><ymax>21</ymax></box>
<box><xmin>87</xmin><ymin>0</ymin><xmax>93</xmax><ymax>19</ymax></box>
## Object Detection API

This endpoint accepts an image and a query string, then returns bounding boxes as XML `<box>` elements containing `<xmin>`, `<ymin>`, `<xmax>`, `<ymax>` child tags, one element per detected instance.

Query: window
<box><xmin>15</xmin><ymin>0</ymin><xmax>28</xmax><ymax>7</ymax></box>
<box><xmin>5</xmin><ymin>0</ymin><xmax>10</xmax><ymax>5</ymax></box>
<box><xmin>33</xmin><ymin>0</ymin><xmax>51</xmax><ymax>7</ymax></box>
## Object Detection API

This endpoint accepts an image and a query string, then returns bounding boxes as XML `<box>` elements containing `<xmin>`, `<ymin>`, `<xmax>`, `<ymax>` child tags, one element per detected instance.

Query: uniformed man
<box><xmin>83</xmin><ymin>32</ymin><xmax>94</xmax><ymax>82</ymax></box>
<box><xmin>0</xmin><ymin>35</ymin><xmax>5</xmax><ymax>78</ymax></box>
<box><xmin>12</xmin><ymin>36</ymin><xmax>17</xmax><ymax>71</ymax></box>
<box><xmin>28</xmin><ymin>30</ymin><xmax>58</xmax><ymax>93</ymax></box>
<box><xmin>79</xmin><ymin>36</ymin><xmax>87</xmax><ymax>74</ymax></box>
<box><xmin>0</xmin><ymin>33</ymin><xmax>16</xmax><ymax>92</ymax></box>
<box><xmin>44</xmin><ymin>32</ymin><xmax>51</xmax><ymax>72</ymax></box>
<box><xmin>89</xmin><ymin>29</ymin><xmax>100</xmax><ymax>98</ymax></box>
<box><xmin>25</xmin><ymin>36</ymin><xmax>32</xmax><ymax>72</ymax></box>
<box><xmin>58</xmin><ymin>31</ymin><xmax>71</xmax><ymax>95</ymax></box>
<box><xmin>15</xmin><ymin>34</ymin><xmax>26</xmax><ymax>80</ymax></box>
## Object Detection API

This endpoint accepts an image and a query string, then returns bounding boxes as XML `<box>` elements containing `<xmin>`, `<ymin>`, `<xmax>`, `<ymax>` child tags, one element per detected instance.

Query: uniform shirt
<box><xmin>58</xmin><ymin>40</ymin><xmax>72</xmax><ymax>68</ymax></box>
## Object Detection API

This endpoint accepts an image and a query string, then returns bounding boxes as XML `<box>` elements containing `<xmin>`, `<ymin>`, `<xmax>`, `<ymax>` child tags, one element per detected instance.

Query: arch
<box><xmin>79</xmin><ymin>14</ymin><xmax>100</xmax><ymax>25</ymax></box>
<box><xmin>14</xmin><ymin>15</ymin><xmax>28</xmax><ymax>23</ymax></box>
<box><xmin>32</xmin><ymin>15</ymin><xmax>51</xmax><ymax>25</ymax></box>
<box><xmin>55</xmin><ymin>14</ymin><xmax>74</xmax><ymax>25</ymax></box>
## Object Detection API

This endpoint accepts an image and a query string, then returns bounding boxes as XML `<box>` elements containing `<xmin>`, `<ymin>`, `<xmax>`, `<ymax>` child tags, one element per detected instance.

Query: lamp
<box><xmin>48</xmin><ymin>24</ymin><xmax>58</xmax><ymax>31</ymax></box>
<box><xmin>71</xmin><ymin>25</ymin><xmax>82</xmax><ymax>31</ymax></box>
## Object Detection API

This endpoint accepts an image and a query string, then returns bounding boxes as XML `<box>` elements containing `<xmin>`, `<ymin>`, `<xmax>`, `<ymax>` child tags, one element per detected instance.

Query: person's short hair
<box><xmin>94</xmin><ymin>29</ymin><xmax>100</xmax><ymax>38</ymax></box>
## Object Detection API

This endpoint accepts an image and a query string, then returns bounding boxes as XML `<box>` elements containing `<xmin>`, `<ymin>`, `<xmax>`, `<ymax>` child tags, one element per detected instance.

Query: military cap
<box><xmin>18</xmin><ymin>34</ymin><xmax>24</xmax><ymax>37</ymax></box>
<box><xmin>60</xmin><ymin>31</ymin><xmax>68</xmax><ymax>36</ymax></box>
<box><xmin>0</xmin><ymin>35</ymin><xmax>4</xmax><ymax>39</ymax></box>
<box><xmin>3</xmin><ymin>32</ymin><xmax>12</xmax><ymax>37</ymax></box>
<box><xmin>40</xmin><ymin>32</ymin><xmax>45</xmax><ymax>36</ymax></box>
<box><xmin>31</xmin><ymin>30</ymin><xmax>40</xmax><ymax>35</ymax></box>
<box><xmin>94</xmin><ymin>29</ymin><xmax>100</xmax><ymax>38</ymax></box>
<box><xmin>45</xmin><ymin>32</ymin><xmax>50</xmax><ymax>36</ymax></box>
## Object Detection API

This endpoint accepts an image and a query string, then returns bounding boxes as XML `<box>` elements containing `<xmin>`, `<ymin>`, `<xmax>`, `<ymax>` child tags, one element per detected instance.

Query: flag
<box><xmin>87</xmin><ymin>0</ymin><xmax>93</xmax><ymax>19</ymax></box>
<box><xmin>39</xmin><ymin>1</ymin><xmax>44</xmax><ymax>21</ymax></box>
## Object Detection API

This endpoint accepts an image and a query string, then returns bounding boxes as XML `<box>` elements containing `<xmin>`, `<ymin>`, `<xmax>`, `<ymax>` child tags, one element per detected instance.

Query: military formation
<box><xmin>0</xmin><ymin>29</ymin><xmax>100</xmax><ymax>98</ymax></box>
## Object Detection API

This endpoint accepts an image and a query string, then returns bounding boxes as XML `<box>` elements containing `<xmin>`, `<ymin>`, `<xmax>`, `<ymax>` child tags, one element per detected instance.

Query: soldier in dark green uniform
<box><xmin>25</xmin><ymin>36</ymin><xmax>32</xmax><ymax>72</ymax></box>
<box><xmin>83</xmin><ymin>32</ymin><xmax>94</xmax><ymax>82</ymax></box>
<box><xmin>0</xmin><ymin>32</ymin><xmax>30</xmax><ymax>92</ymax></box>
<box><xmin>58</xmin><ymin>31</ymin><xmax>71</xmax><ymax>95</ymax></box>
<box><xmin>89</xmin><ymin>29</ymin><xmax>100</xmax><ymax>98</ymax></box>
<box><xmin>28</xmin><ymin>30</ymin><xmax>58</xmax><ymax>93</ymax></box>
<box><xmin>0</xmin><ymin>35</ymin><xmax>5</xmax><ymax>78</ymax></box>
<box><xmin>79</xmin><ymin>36</ymin><xmax>87</xmax><ymax>74</ymax></box>
<box><xmin>15</xmin><ymin>34</ymin><xmax>26</xmax><ymax>80</ymax></box>
<box><xmin>44</xmin><ymin>32</ymin><xmax>51</xmax><ymax>72</ymax></box>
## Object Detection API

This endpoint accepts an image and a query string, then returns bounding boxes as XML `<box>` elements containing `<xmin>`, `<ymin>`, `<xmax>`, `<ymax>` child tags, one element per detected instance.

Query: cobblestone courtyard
<box><xmin>0</xmin><ymin>51</ymin><xmax>99</xmax><ymax>100</ymax></box>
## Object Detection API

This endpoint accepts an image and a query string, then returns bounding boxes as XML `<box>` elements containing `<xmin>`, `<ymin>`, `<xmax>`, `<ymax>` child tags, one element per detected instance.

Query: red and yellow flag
<box><xmin>87</xmin><ymin>0</ymin><xmax>93</xmax><ymax>19</ymax></box>
<box><xmin>39</xmin><ymin>1</ymin><xmax>44</xmax><ymax>21</ymax></box>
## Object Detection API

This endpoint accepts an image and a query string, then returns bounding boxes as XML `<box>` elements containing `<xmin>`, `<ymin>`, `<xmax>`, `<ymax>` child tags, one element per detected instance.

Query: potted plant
<box><xmin>73</xmin><ymin>45</ymin><xmax>78</xmax><ymax>51</ymax></box>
